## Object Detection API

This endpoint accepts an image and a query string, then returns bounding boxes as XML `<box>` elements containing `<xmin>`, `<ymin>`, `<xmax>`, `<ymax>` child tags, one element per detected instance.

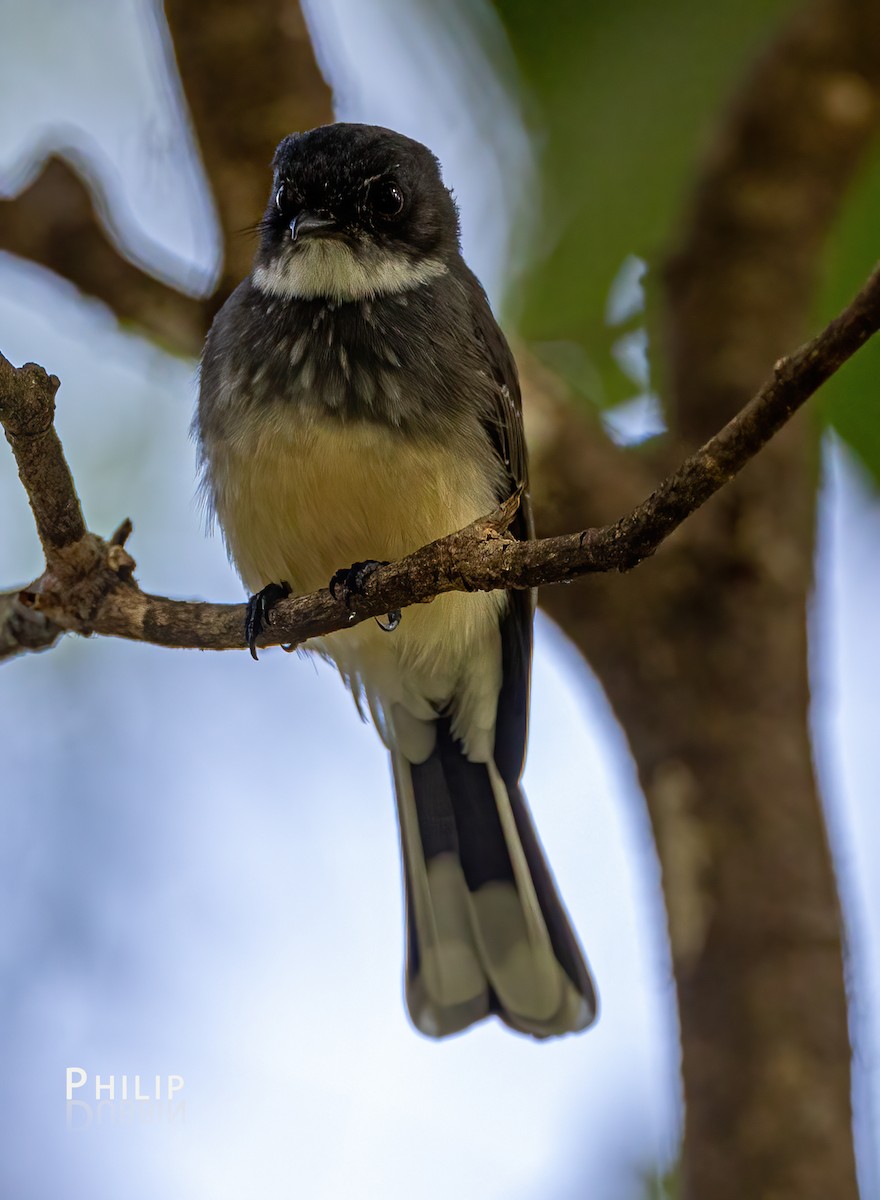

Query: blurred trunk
<box><xmin>533</xmin><ymin>1</ymin><xmax>880</xmax><ymax>1195</ymax></box>
<box><xmin>163</xmin><ymin>0</ymin><xmax>331</xmax><ymax>301</ymax></box>
<box><xmin>536</xmin><ymin>412</ymin><xmax>851</xmax><ymax>1198</ymax></box>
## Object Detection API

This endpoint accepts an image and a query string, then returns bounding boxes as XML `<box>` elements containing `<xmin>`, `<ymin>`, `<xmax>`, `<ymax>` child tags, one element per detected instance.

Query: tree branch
<box><xmin>0</xmin><ymin>591</ymin><xmax>62</xmax><ymax>662</ymax></box>
<box><xmin>2</xmin><ymin>257</ymin><xmax>879</xmax><ymax>660</ymax></box>
<box><xmin>0</xmin><ymin>355</ymin><xmax>85</xmax><ymax>553</ymax></box>
<box><xmin>0</xmin><ymin>3</ymin><xmax>334</xmax><ymax>358</ymax></box>
<box><xmin>0</xmin><ymin>154</ymin><xmax>212</xmax><ymax>359</ymax></box>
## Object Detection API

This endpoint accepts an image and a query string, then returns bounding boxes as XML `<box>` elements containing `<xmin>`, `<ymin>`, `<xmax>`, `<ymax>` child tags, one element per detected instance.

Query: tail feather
<box><xmin>392</xmin><ymin>753</ymin><xmax>490</xmax><ymax>1036</ymax></box>
<box><xmin>392</xmin><ymin>721</ymin><xmax>597</xmax><ymax>1039</ymax></box>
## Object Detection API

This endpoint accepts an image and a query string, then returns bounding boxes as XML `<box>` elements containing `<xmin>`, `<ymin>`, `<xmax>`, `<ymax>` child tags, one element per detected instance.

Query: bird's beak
<box><xmin>289</xmin><ymin>212</ymin><xmax>337</xmax><ymax>242</ymax></box>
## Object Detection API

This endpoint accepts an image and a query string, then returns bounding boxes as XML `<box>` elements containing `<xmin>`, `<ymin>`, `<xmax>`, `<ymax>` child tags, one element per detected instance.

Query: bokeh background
<box><xmin>0</xmin><ymin>1</ymin><xmax>878</xmax><ymax>1197</ymax></box>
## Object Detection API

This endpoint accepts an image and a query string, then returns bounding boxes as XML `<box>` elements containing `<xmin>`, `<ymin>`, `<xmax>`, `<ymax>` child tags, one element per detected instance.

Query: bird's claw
<box><xmin>245</xmin><ymin>581</ymin><xmax>292</xmax><ymax>660</ymax></box>
<box><xmin>376</xmin><ymin>610</ymin><xmax>401</xmax><ymax>632</ymax></box>
<box><xmin>329</xmin><ymin>559</ymin><xmax>388</xmax><ymax>608</ymax></box>
<box><xmin>329</xmin><ymin>560</ymin><xmax>401</xmax><ymax>633</ymax></box>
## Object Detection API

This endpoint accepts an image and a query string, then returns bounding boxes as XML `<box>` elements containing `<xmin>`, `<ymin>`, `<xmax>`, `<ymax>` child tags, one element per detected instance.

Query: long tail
<box><xmin>391</xmin><ymin>720</ymin><xmax>597</xmax><ymax>1039</ymax></box>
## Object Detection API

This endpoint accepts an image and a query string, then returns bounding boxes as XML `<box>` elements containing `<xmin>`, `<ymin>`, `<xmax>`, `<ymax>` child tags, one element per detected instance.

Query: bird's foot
<box><xmin>245</xmin><ymin>581</ymin><xmax>292</xmax><ymax>660</ymax></box>
<box><xmin>329</xmin><ymin>560</ymin><xmax>388</xmax><ymax>608</ymax></box>
<box><xmin>329</xmin><ymin>560</ymin><xmax>401</xmax><ymax>632</ymax></box>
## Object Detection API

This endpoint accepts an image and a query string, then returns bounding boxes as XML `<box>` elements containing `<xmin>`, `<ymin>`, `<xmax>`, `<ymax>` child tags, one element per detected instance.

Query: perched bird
<box><xmin>196</xmin><ymin>123</ymin><xmax>597</xmax><ymax>1038</ymax></box>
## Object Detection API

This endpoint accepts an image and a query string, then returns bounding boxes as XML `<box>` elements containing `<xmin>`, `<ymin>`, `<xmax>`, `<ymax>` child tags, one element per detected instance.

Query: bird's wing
<box><xmin>463</xmin><ymin>269</ymin><xmax>534</xmax><ymax>788</ymax></box>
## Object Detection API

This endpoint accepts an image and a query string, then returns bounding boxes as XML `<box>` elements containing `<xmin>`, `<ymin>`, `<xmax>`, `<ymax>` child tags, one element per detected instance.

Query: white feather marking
<box><xmin>390</xmin><ymin>704</ymin><xmax>436</xmax><ymax>765</ymax></box>
<box><xmin>468</xmin><ymin>883</ymin><xmax>561</xmax><ymax>1021</ymax></box>
<box><xmin>253</xmin><ymin>240</ymin><xmax>448</xmax><ymax>302</ymax></box>
<box><xmin>392</xmin><ymin>753</ymin><xmax>486</xmax><ymax>1017</ymax></box>
<box><xmin>463</xmin><ymin>761</ymin><xmax>573</xmax><ymax>1023</ymax></box>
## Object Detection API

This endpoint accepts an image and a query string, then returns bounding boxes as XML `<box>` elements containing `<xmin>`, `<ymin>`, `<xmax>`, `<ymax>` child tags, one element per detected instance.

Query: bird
<box><xmin>195</xmin><ymin>122</ymin><xmax>597</xmax><ymax>1038</ymax></box>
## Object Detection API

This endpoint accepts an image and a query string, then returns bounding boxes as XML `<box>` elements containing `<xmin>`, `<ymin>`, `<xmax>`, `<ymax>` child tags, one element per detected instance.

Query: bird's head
<box><xmin>254</xmin><ymin>123</ymin><xmax>460</xmax><ymax>303</ymax></box>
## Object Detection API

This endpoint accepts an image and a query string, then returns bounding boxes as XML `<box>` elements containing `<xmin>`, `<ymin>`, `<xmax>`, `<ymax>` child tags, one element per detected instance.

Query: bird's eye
<box><xmin>370</xmin><ymin>180</ymin><xmax>405</xmax><ymax>220</ymax></box>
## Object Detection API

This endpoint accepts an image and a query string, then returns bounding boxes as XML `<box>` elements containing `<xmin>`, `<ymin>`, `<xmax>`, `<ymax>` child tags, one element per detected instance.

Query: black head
<box><xmin>253</xmin><ymin>124</ymin><xmax>461</xmax><ymax>302</ymax></box>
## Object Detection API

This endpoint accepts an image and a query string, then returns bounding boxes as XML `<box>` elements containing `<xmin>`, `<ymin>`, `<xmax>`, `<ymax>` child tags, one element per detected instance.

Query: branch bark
<box><xmin>0</xmin><ymin>591</ymin><xmax>61</xmax><ymax>662</ymax></box>
<box><xmin>1</xmin><ymin>258</ymin><xmax>879</xmax><ymax>660</ymax></box>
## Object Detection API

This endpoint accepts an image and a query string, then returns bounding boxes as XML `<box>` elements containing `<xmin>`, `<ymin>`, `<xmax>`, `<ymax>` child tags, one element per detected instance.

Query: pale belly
<box><xmin>209</xmin><ymin>410</ymin><xmax>507</xmax><ymax>761</ymax></box>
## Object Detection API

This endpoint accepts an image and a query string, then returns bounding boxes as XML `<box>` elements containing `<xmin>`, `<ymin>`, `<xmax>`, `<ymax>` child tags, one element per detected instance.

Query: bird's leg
<box><xmin>245</xmin><ymin>581</ymin><xmax>292</xmax><ymax>660</ymax></box>
<box><xmin>329</xmin><ymin>560</ymin><xmax>401</xmax><ymax>633</ymax></box>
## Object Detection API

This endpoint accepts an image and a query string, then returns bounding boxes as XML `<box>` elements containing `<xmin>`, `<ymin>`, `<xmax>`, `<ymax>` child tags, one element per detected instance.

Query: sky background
<box><xmin>0</xmin><ymin>0</ymin><xmax>877</xmax><ymax>1196</ymax></box>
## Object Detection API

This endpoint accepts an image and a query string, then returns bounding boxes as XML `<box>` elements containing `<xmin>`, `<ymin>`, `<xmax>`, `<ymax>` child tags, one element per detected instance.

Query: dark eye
<box><xmin>275</xmin><ymin>183</ymin><xmax>296</xmax><ymax>212</ymax></box>
<box><xmin>370</xmin><ymin>180</ymin><xmax>405</xmax><ymax>220</ymax></box>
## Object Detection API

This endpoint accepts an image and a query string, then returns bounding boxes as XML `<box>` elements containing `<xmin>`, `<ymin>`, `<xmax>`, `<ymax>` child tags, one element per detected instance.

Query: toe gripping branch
<box><xmin>329</xmin><ymin>560</ymin><xmax>401</xmax><ymax>633</ymax></box>
<box><xmin>245</xmin><ymin>581</ymin><xmax>292</xmax><ymax>660</ymax></box>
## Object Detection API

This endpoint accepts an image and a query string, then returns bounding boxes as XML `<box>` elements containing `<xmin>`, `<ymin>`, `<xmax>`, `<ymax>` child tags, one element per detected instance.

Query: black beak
<box><xmin>289</xmin><ymin>212</ymin><xmax>337</xmax><ymax>242</ymax></box>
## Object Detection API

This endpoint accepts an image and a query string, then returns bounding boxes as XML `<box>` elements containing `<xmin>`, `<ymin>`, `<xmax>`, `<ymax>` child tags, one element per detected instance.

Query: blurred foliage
<box><xmin>817</xmin><ymin>151</ymin><xmax>880</xmax><ymax>483</ymax></box>
<box><xmin>489</xmin><ymin>0</ymin><xmax>796</xmax><ymax>406</ymax></box>
<box><xmin>479</xmin><ymin>0</ymin><xmax>880</xmax><ymax>484</ymax></box>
